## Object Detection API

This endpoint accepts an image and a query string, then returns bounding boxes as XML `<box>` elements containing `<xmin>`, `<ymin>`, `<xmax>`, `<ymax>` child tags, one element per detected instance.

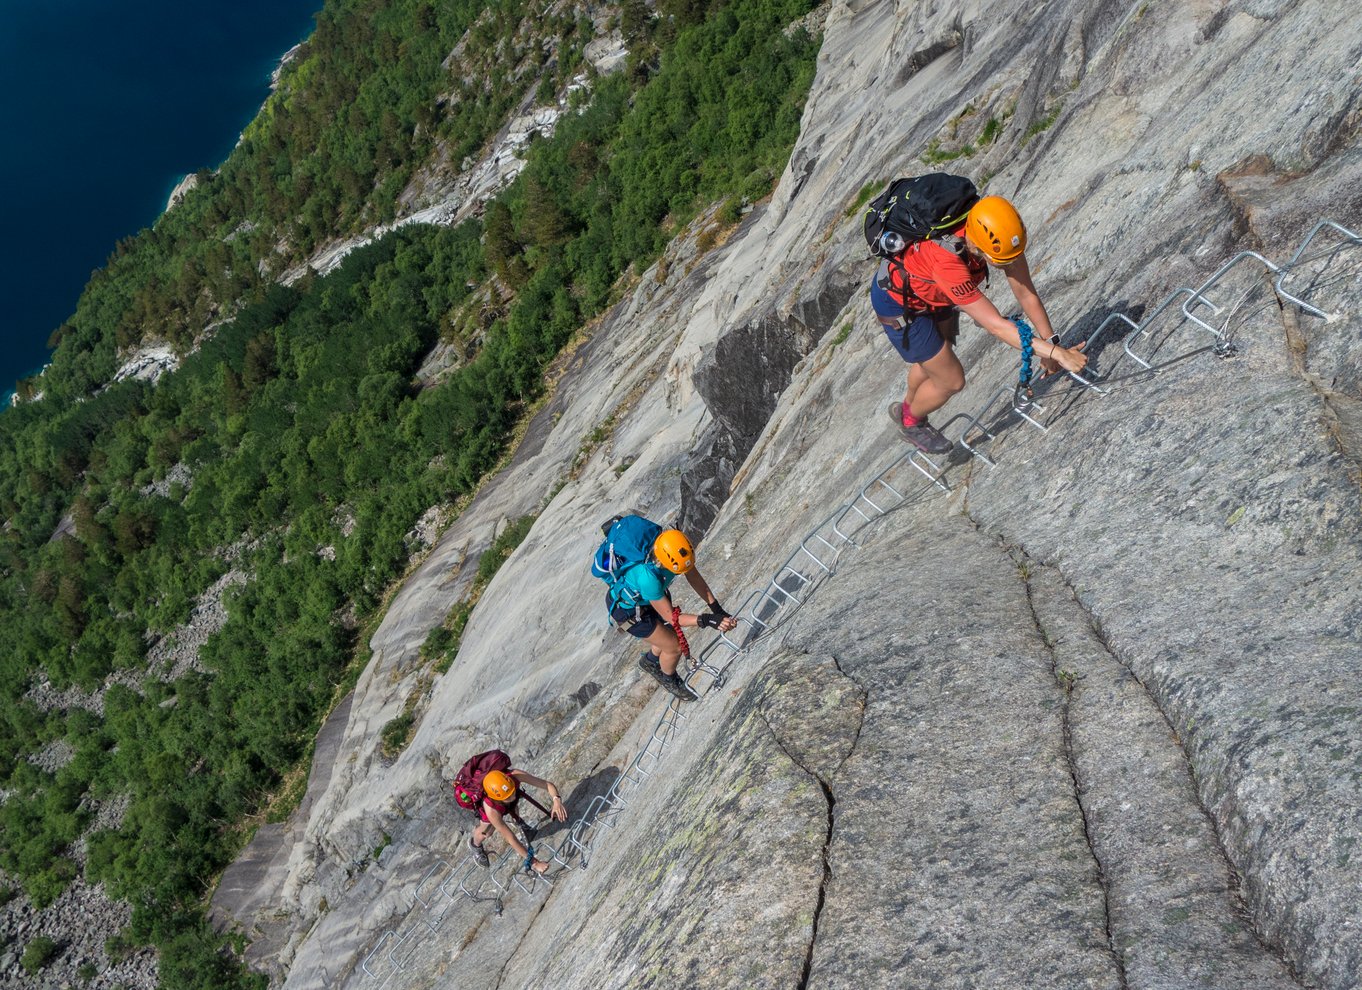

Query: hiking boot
<box><xmin>468</xmin><ymin>836</ymin><xmax>490</xmax><ymax>868</ymax></box>
<box><xmin>662</xmin><ymin>672</ymin><xmax>700</xmax><ymax>702</ymax></box>
<box><xmin>638</xmin><ymin>652</ymin><xmax>698</xmax><ymax>702</ymax></box>
<box><xmin>888</xmin><ymin>402</ymin><xmax>952</xmax><ymax>454</ymax></box>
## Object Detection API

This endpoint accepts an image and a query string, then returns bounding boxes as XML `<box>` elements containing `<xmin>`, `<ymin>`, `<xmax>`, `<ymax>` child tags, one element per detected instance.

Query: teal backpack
<box><xmin>591</xmin><ymin>514</ymin><xmax>663</xmax><ymax>611</ymax></box>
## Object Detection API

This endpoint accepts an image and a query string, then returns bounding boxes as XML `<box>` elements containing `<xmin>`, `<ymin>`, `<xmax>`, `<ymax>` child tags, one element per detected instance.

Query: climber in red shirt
<box><xmin>870</xmin><ymin>195</ymin><xmax>1088</xmax><ymax>453</ymax></box>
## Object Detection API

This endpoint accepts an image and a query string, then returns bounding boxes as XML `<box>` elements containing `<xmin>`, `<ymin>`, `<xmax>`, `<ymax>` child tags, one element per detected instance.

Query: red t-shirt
<box><xmin>479</xmin><ymin>794</ymin><xmax>519</xmax><ymax>824</ymax></box>
<box><xmin>886</xmin><ymin>235</ymin><xmax>988</xmax><ymax>311</ymax></box>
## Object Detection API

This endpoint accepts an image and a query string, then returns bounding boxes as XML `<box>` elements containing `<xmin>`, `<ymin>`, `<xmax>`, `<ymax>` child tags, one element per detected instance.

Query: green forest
<box><xmin>0</xmin><ymin>0</ymin><xmax>820</xmax><ymax>985</ymax></box>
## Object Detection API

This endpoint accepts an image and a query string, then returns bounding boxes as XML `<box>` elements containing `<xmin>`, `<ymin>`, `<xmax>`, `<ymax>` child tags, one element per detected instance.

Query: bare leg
<box><xmin>903</xmin><ymin>340</ymin><xmax>965</xmax><ymax>419</ymax></box>
<box><xmin>472</xmin><ymin>821</ymin><xmax>494</xmax><ymax>846</ymax></box>
<box><xmin>905</xmin><ymin>361</ymin><xmax>928</xmax><ymax>412</ymax></box>
<box><xmin>643</xmin><ymin>622</ymin><xmax>684</xmax><ymax>675</ymax></box>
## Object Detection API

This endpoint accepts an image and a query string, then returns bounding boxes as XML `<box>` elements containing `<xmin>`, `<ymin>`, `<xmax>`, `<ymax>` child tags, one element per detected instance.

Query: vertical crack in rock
<box><xmin>802</xmin><ymin>777</ymin><xmax>836</xmax><ymax>990</ymax></box>
<box><xmin>826</xmin><ymin>654</ymin><xmax>869</xmax><ymax>764</ymax></box>
<box><xmin>1072</xmin><ymin>594</ymin><xmax>1309</xmax><ymax>985</ymax></box>
<box><xmin>489</xmin><ymin>893</ymin><xmax>553</xmax><ymax>990</ymax></box>
<box><xmin>1015</xmin><ymin>558</ymin><xmax>1131</xmax><ymax>990</ymax></box>
<box><xmin>757</xmin><ymin>662</ymin><xmax>866</xmax><ymax>990</ymax></box>
<box><xmin>1274</xmin><ymin>280</ymin><xmax>1362</xmax><ymax>473</ymax></box>
<box><xmin>757</xmin><ymin>710</ymin><xmax>837</xmax><ymax>990</ymax></box>
<box><xmin>997</xmin><ymin>532</ymin><xmax>1307</xmax><ymax>987</ymax></box>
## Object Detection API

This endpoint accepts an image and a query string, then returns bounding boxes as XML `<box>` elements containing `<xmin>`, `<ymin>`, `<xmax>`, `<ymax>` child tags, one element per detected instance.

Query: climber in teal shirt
<box><xmin>598</xmin><ymin>521</ymin><xmax>738</xmax><ymax>702</ymax></box>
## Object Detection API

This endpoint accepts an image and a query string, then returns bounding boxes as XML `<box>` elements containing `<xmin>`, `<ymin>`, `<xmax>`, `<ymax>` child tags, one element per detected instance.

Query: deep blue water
<box><xmin>0</xmin><ymin>0</ymin><xmax>321</xmax><ymax>403</ymax></box>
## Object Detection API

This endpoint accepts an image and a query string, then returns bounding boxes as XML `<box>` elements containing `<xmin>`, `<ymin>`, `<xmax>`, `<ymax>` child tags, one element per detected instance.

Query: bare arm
<box><xmin>511</xmin><ymin>770</ymin><xmax>567</xmax><ymax>822</ymax></box>
<box><xmin>483</xmin><ymin>805</ymin><xmax>529</xmax><ymax>859</ymax></box>
<box><xmin>1001</xmin><ymin>255</ymin><xmax>1057</xmax><ymax>341</ymax></box>
<box><xmin>683</xmin><ymin>568</ymin><xmax>738</xmax><ymax>631</ymax></box>
<box><xmin>485</xmin><ymin>803</ymin><xmax>550</xmax><ymax>872</ymax></box>
<box><xmin>958</xmin><ymin>260</ymin><xmax>1087</xmax><ymax>375</ymax></box>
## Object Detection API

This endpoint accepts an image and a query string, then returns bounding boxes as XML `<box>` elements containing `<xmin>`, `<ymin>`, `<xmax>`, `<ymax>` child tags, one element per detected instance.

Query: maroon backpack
<box><xmin>453</xmin><ymin>749</ymin><xmax>514</xmax><ymax>811</ymax></box>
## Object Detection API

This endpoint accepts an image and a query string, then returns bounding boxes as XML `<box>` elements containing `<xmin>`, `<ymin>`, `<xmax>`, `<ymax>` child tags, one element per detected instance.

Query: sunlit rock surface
<box><xmin>213</xmin><ymin>2</ymin><xmax>1362</xmax><ymax>987</ymax></box>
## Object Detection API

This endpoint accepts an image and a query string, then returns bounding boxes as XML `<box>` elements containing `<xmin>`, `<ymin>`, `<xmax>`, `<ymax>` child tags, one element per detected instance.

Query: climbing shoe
<box><xmin>468</xmin><ymin>836</ymin><xmax>490</xmax><ymax>868</ymax></box>
<box><xmin>888</xmin><ymin>402</ymin><xmax>952</xmax><ymax>454</ymax></box>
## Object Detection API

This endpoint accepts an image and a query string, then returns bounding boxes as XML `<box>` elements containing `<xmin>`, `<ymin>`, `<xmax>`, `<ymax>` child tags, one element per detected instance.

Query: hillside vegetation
<box><xmin>0</xmin><ymin>1</ymin><xmax>820</xmax><ymax>985</ymax></box>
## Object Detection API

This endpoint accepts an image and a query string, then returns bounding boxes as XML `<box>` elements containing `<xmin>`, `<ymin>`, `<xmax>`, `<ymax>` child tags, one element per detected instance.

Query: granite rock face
<box><xmin>217</xmin><ymin>1</ymin><xmax>1362</xmax><ymax>988</ymax></box>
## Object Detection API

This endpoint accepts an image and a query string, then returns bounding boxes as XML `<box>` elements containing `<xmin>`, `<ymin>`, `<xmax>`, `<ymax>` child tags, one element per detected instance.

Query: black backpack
<box><xmin>863</xmin><ymin>173</ymin><xmax>979</xmax><ymax>258</ymax></box>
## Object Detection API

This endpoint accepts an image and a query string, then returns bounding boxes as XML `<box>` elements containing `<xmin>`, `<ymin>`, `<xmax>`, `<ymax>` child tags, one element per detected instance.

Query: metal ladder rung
<box><xmin>796</xmin><ymin>536</ymin><xmax>837</xmax><ymax>575</ymax></box>
<box><xmin>410</xmin><ymin>860</ymin><xmax>453</xmax><ymax>909</ymax></box>
<box><xmin>387</xmin><ymin>926</ymin><xmax>423</xmax><ymax>972</ymax></box>
<box><xmin>903</xmin><ymin>449</ymin><xmax>951</xmax><ymax>490</ymax></box>
<box><xmin>1122</xmin><ymin>287</ymin><xmax>1199</xmax><ymax>368</ymax></box>
<box><xmin>362</xmin><ymin>931</ymin><xmax>398</xmax><ymax>978</ymax></box>
<box><xmin>1275</xmin><ymin>219</ymin><xmax>1362</xmax><ymax>318</ymax></box>
<box><xmin>1011</xmin><ymin>389</ymin><xmax>1049</xmax><ymax>432</ymax></box>
<box><xmin>1180</xmin><ymin>250</ymin><xmax>1281</xmax><ymax>351</ymax></box>
<box><xmin>954</xmin><ymin>385</ymin><xmax>1008</xmax><ymax>465</ymax></box>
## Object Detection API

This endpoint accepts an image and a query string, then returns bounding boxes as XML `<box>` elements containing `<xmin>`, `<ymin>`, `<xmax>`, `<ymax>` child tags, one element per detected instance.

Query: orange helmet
<box><xmin>483</xmin><ymin>770</ymin><xmax>517</xmax><ymax>802</ymax></box>
<box><xmin>965</xmin><ymin>196</ymin><xmax>1027</xmax><ymax>264</ymax></box>
<box><xmin>652</xmin><ymin>529</ymin><xmax>694</xmax><ymax>574</ymax></box>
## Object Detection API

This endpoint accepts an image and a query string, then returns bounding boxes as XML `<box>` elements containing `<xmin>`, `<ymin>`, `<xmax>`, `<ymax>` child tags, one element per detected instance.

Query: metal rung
<box><xmin>1275</xmin><ymin>219</ymin><xmax>1362</xmax><ymax>318</ymax></box>
<box><xmin>688</xmin><ymin>656</ymin><xmax>726</xmax><ymax>686</ymax></box>
<box><xmin>565</xmin><ymin>809</ymin><xmax>603</xmax><ymax>856</ymax></box>
<box><xmin>646</xmin><ymin>721</ymin><xmax>675</xmax><ymax>751</ymax></box>
<box><xmin>614</xmin><ymin>760</ymin><xmax>650</xmax><ymax>794</ymax></box>
<box><xmin>1020</xmin><ymin>324</ymin><xmax>1113</xmax><ymax>395</ymax></box>
<box><xmin>410</xmin><ymin>859</ymin><xmax>453</xmax><ymax>908</ymax></box>
<box><xmin>1011</xmin><ymin>390</ymin><xmax>1049</xmax><ymax>432</ymax></box>
<box><xmin>711</xmin><ymin>625</ymin><xmax>746</xmax><ymax>654</ymax></box>
<box><xmin>549</xmin><ymin>840</ymin><xmax>576</xmax><ymax>869</ymax></box>
<box><xmin>796</xmin><ymin>536</ymin><xmax>837</xmax><ymax>575</ymax></box>
<box><xmin>852</xmin><ymin>476</ymin><xmax>904</xmax><ymax>517</ymax></box>
<box><xmin>481</xmin><ymin>866</ymin><xmax>510</xmax><ymax>895</ymax></box>
<box><xmin>716</xmin><ymin>592</ymin><xmax>760</xmax><ymax>647</ymax></box>
<box><xmin>827</xmin><ymin>502</ymin><xmax>867</xmax><ymax>545</ymax></box>
<box><xmin>1122</xmin><ymin>287</ymin><xmax>1199</xmax><ymax>369</ymax></box>
<box><xmin>1181</xmin><ymin>251</ymin><xmax>1281</xmax><ymax>351</ymax></box>
<box><xmin>903</xmin><ymin>449</ymin><xmax>950</xmax><ymax>490</ymax></box>
<box><xmin>419</xmin><ymin>892</ymin><xmax>458</xmax><ymax>934</ymax></box>
<box><xmin>763</xmin><ymin>573</ymin><xmax>806</xmax><ymax>608</ymax></box>
<box><xmin>1085</xmin><ymin>311</ymin><xmax>1145</xmax><ymax>369</ymax></box>
<box><xmin>512</xmin><ymin>862</ymin><xmax>555</xmax><ymax>894</ymax></box>
<box><xmin>453</xmin><ymin>853</ymin><xmax>492</xmax><ymax>898</ymax></box>
<box><xmin>362</xmin><ymin>931</ymin><xmax>397</xmax><ymax>978</ymax></box>
<box><xmin>388</xmin><ymin>926</ymin><xmax>423</xmax><ymax>972</ymax></box>
<box><xmin>955</xmin><ymin>385</ymin><xmax>1009</xmax><ymax>465</ymax></box>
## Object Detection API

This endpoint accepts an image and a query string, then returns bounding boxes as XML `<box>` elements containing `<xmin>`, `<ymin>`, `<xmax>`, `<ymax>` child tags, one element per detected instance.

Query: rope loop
<box><xmin>1015</xmin><ymin>316</ymin><xmax>1035</xmax><ymax>385</ymax></box>
<box><xmin>671</xmin><ymin>605</ymin><xmax>691</xmax><ymax>659</ymax></box>
<box><xmin>1014</xmin><ymin>316</ymin><xmax>1036</xmax><ymax>404</ymax></box>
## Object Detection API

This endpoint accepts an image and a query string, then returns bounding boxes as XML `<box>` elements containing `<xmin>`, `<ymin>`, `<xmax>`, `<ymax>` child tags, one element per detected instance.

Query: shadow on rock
<box><xmin>533</xmin><ymin>766</ymin><xmax>622</xmax><ymax>842</ymax></box>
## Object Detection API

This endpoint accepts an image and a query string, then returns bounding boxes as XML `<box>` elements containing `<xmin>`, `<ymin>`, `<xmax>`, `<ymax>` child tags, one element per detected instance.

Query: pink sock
<box><xmin>902</xmin><ymin>404</ymin><xmax>921</xmax><ymax>427</ymax></box>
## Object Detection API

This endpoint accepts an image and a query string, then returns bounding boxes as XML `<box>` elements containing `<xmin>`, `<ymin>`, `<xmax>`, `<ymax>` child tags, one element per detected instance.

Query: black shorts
<box><xmin>608</xmin><ymin>594</ymin><xmax>667</xmax><ymax>638</ymax></box>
